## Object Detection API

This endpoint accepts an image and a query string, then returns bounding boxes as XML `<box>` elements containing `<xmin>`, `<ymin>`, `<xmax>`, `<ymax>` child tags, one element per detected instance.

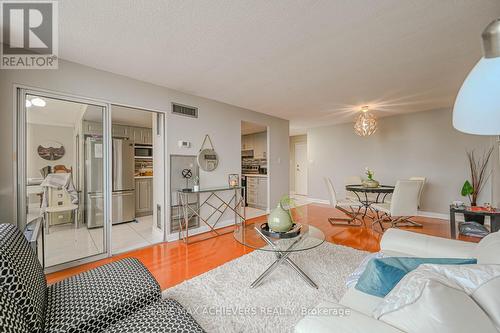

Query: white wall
<box><xmin>26</xmin><ymin>123</ymin><xmax>74</xmax><ymax>179</ymax></box>
<box><xmin>0</xmin><ymin>60</ymin><xmax>289</xmax><ymax>225</ymax></box>
<box><xmin>307</xmin><ymin>108</ymin><xmax>496</xmax><ymax>215</ymax></box>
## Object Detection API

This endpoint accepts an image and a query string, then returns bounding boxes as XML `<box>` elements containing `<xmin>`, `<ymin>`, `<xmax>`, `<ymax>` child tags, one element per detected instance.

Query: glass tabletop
<box><xmin>233</xmin><ymin>222</ymin><xmax>325</xmax><ymax>253</ymax></box>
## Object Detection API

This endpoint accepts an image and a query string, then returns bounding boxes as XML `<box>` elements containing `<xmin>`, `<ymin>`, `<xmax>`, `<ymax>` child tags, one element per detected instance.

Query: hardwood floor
<box><xmin>46</xmin><ymin>203</ymin><xmax>479</xmax><ymax>289</ymax></box>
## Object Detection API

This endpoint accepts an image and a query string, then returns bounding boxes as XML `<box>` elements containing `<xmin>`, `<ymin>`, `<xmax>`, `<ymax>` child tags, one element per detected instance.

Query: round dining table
<box><xmin>345</xmin><ymin>184</ymin><xmax>395</xmax><ymax>218</ymax></box>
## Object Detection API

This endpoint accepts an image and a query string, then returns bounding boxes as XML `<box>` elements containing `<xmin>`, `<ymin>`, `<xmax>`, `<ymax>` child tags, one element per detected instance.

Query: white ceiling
<box><xmin>241</xmin><ymin>121</ymin><xmax>267</xmax><ymax>135</ymax></box>
<box><xmin>26</xmin><ymin>95</ymin><xmax>85</xmax><ymax>127</ymax></box>
<box><xmin>57</xmin><ymin>0</ymin><xmax>500</xmax><ymax>134</ymax></box>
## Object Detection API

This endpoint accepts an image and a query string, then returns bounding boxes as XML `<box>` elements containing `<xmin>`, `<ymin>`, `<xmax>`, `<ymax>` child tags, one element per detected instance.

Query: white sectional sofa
<box><xmin>295</xmin><ymin>229</ymin><xmax>500</xmax><ymax>333</ymax></box>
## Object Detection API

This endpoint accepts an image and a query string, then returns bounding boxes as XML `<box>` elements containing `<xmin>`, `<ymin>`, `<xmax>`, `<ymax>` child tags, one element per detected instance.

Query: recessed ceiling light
<box><xmin>31</xmin><ymin>97</ymin><xmax>46</xmax><ymax>107</ymax></box>
<box><xmin>25</xmin><ymin>100</ymin><xmax>32</xmax><ymax>108</ymax></box>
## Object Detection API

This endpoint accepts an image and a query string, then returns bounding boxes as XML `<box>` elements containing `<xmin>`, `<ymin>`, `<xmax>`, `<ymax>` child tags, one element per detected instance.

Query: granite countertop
<box><xmin>134</xmin><ymin>175</ymin><xmax>153</xmax><ymax>179</ymax></box>
<box><xmin>242</xmin><ymin>174</ymin><xmax>268</xmax><ymax>177</ymax></box>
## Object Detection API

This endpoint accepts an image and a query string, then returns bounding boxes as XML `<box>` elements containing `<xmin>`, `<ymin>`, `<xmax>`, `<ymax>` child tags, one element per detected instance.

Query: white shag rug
<box><xmin>162</xmin><ymin>242</ymin><xmax>368</xmax><ymax>333</ymax></box>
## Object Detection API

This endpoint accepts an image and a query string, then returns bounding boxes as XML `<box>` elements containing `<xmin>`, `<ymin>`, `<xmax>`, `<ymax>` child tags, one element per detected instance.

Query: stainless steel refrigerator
<box><xmin>85</xmin><ymin>137</ymin><xmax>136</xmax><ymax>228</ymax></box>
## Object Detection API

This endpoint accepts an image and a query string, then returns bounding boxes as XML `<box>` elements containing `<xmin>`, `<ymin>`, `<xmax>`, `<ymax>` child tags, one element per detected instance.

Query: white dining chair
<box><xmin>325</xmin><ymin>177</ymin><xmax>364</xmax><ymax>226</ymax></box>
<box><xmin>371</xmin><ymin>180</ymin><xmax>422</xmax><ymax>232</ymax></box>
<box><xmin>409</xmin><ymin>176</ymin><xmax>426</xmax><ymax>209</ymax></box>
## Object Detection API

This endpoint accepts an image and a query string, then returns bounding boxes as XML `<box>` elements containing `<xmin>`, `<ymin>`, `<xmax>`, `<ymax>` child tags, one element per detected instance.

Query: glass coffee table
<box><xmin>234</xmin><ymin>222</ymin><xmax>325</xmax><ymax>289</ymax></box>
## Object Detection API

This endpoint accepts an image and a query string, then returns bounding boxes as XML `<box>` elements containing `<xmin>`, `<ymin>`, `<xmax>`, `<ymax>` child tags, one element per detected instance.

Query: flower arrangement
<box><xmin>461</xmin><ymin>147</ymin><xmax>494</xmax><ymax>206</ymax></box>
<box><xmin>365</xmin><ymin>167</ymin><xmax>374</xmax><ymax>180</ymax></box>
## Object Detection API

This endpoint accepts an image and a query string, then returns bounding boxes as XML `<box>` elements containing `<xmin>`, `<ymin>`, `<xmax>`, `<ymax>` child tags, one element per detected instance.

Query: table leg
<box><xmin>490</xmin><ymin>215</ymin><xmax>500</xmax><ymax>233</ymax></box>
<box><xmin>251</xmin><ymin>228</ymin><xmax>318</xmax><ymax>288</ymax></box>
<box><xmin>450</xmin><ymin>210</ymin><xmax>456</xmax><ymax>239</ymax></box>
<box><xmin>285</xmin><ymin>258</ymin><xmax>319</xmax><ymax>289</ymax></box>
<box><xmin>250</xmin><ymin>251</ymin><xmax>292</xmax><ymax>288</ymax></box>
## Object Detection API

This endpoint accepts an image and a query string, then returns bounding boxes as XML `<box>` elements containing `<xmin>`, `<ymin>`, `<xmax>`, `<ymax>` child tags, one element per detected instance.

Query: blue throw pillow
<box><xmin>355</xmin><ymin>257</ymin><xmax>477</xmax><ymax>297</ymax></box>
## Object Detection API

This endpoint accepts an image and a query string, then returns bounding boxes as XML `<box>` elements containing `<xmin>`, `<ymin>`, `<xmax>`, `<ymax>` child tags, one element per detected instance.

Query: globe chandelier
<box><xmin>354</xmin><ymin>106</ymin><xmax>377</xmax><ymax>136</ymax></box>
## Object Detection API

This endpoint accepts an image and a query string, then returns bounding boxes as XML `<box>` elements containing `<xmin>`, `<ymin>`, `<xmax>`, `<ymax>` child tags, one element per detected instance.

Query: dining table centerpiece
<box><xmin>362</xmin><ymin>167</ymin><xmax>380</xmax><ymax>188</ymax></box>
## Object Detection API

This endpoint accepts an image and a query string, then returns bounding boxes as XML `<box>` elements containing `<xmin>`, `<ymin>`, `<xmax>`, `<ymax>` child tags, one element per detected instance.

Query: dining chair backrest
<box><xmin>324</xmin><ymin>177</ymin><xmax>339</xmax><ymax>207</ymax></box>
<box><xmin>390</xmin><ymin>180</ymin><xmax>421</xmax><ymax>217</ymax></box>
<box><xmin>409</xmin><ymin>177</ymin><xmax>426</xmax><ymax>208</ymax></box>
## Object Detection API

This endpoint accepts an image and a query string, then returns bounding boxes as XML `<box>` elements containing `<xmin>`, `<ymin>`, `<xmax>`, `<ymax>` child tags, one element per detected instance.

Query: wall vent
<box><xmin>172</xmin><ymin>103</ymin><xmax>198</xmax><ymax>118</ymax></box>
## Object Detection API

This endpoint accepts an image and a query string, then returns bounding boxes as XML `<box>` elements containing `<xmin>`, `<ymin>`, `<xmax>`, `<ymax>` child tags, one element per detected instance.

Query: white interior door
<box><xmin>294</xmin><ymin>143</ymin><xmax>308</xmax><ymax>195</ymax></box>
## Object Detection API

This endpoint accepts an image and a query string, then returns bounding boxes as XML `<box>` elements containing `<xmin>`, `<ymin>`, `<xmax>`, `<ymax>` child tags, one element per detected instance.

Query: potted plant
<box><xmin>461</xmin><ymin>147</ymin><xmax>494</xmax><ymax>223</ymax></box>
<box><xmin>362</xmin><ymin>167</ymin><xmax>380</xmax><ymax>188</ymax></box>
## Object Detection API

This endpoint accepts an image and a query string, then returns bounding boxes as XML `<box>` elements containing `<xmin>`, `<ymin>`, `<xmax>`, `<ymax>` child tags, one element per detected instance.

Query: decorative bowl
<box><xmin>362</xmin><ymin>179</ymin><xmax>380</xmax><ymax>188</ymax></box>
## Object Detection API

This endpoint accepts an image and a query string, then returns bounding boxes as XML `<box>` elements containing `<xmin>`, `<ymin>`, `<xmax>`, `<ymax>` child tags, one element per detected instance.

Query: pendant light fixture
<box><xmin>354</xmin><ymin>106</ymin><xmax>377</xmax><ymax>136</ymax></box>
<box><xmin>453</xmin><ymin>18</ymin><xmax>500</xmax><ymax>135</ymax></box>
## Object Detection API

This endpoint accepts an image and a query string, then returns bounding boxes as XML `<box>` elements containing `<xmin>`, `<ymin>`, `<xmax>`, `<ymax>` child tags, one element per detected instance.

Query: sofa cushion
<box><xmin>374</xmin><ymin>264</ymin><xmax>500</xmax><ymax>333</ymax></box>
<box><xmin>0</xmin><ymin>223</ymin><xmax>47</xmax><ymax>333</ymax></box>
<box><xmin>45</xmin><ymin>257</ymin><xmax>161</xmax><ymax>333</ymax></box>
<box><xmin>355</xmin><ymin>257</ymin><xmax>476</xmax><ymax>297</ymax></box>
<box><xmin>377</xmin><ymin>279</ymin><xmax>497</xmax><ymax>333</ymax></box>
<box><xmin>294</xmin><ymin>300</ymin><xmax>403</xmax><ymax>333</ymax></box>
<box><xmin>339</xmin><ymin>287</ymin><xmax>383</xmax><ymax>316</ymax></box>
<box><xmin>475</xmin><ymin>231</ymin><xmax>500</xmax><ymax>264</ymax></box>
<box><xmin>104</xmin><ymin>298</ymin><xmax>205</xmax><ymax>333</ymax></box>
<box><xmin>0</xmin><ymin>284</ymin><xmax>31</xmax><ymax>333</ymax></box>
<box><xmin>470</xmin><ymin>272</ymin><xmax>500</xmax><ymax>329</ymax></box>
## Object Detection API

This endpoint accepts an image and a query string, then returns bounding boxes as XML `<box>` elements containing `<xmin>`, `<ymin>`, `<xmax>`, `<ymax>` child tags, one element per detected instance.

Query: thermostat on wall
<box><xmin>178</xmin><ymin>140</ymin><xmax>191</xmax><ymax>148</ymax></box>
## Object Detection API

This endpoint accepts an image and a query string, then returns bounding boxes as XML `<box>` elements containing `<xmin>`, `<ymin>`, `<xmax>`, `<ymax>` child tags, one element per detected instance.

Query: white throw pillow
<box><xmin>377</xmin><ymin>279</ymin><xmax>497</xmax><ymax>333</ymax></box>
<box><xmin>373</xmin><ymin>264</ymin><xmax>500</xmax><ymax>333</ymax></box>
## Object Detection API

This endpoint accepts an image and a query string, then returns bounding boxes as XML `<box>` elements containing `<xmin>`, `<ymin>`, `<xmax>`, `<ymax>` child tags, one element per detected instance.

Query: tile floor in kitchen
<box><xmin>44</xmin><ymin>215</ymin><xmax>163</xmax><ymax>267</ymax></box>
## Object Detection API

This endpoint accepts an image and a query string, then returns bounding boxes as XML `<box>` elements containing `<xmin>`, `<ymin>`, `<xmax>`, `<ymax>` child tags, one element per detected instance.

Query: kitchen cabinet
<box><xmin>257</xmin><ymin>177</ymin><xmax>268</xmax><ymax>208</ymax></box>
<box><xmin>82</xmin><ymin>121</ymin><xmax>103</xmax><ymax>136</ymax></box>
<box><xmin>112</xmin><ymin>125</ymin><xmax>129</xmax><ymax>137</ymax></box>
<box><xmin>135</xmin><ymin>178</ymin><xmax>153</xmax><ymax>217</ymax></box>
<box><xmin>142</xmin><ymin>128</ymin><xmax>153</xmax><ymax>145</ymax></box>
<box><xmin>82</xmin><ymin>121</ymin><xmax>153</xmax><ymax>145</ymax></box>
<box><xmin>132</xmin><ymin>127</ymin><xmax>152</xmax><ymax>145</ymax></box>
<box><xmin>253</xmin><ymin>132</ymin><xmax>267</xmax><ymax>159</ymax></box>
<box><xmin>246</xmin><ymin>176</ymin><xmax>267</xmax><ymax>210</ymax></box>
<box><xmin>132</xmin><ymin>127</ymin><xmax>143</xmax><ymax>143</ymax></box>
<box><xmin>241</xmin><ymin>132</ymin><xmax>266</xmax><ymax>158</ymax></box>
<box><xmin>241</xmin><ymin>135</ymin><xmax>254</xmax><ymax>150</ymax></box>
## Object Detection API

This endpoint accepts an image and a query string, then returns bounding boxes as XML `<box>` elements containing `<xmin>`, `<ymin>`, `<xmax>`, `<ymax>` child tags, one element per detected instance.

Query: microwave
<box><xmin>135</xmin><ymin>145</ymin><xmax>153</xmax><ymax>158</ymax></box>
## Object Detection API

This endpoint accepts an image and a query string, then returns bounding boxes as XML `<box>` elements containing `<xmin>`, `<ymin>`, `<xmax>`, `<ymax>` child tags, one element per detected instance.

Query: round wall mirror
<box><xmin>197</xmin><ymin>148</ymin><xmax>219</xmax><ymax>172</ymax></box>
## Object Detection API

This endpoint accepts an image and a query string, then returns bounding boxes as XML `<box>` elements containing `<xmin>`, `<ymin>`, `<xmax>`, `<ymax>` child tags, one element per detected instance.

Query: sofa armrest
<box><xmin>380</xmin><ymin>229</ymin><xmax>477</xmax><ymax>258</ymax></box>
<box><xmin>294</xmin><ymin>301</ymin><xmax>403</xmax><ymax>333</ymax></box>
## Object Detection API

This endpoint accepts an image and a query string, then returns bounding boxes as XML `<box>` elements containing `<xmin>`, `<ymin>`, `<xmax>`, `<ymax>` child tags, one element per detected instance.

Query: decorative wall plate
<box><xmin>37</xmin><ymin>141</ymin><xmax>65</xmax><ymax>160</ymax></box>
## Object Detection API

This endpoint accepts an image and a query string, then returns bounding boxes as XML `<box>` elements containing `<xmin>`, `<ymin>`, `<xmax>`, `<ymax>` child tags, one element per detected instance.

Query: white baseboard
<box><xmin>416</xmin><ymin>210</ymin><xmax>450</xmax><ymax>220</ymax></box>
<box><xmin>304</xmin><ymin>197</ymin><xmax>330</xmax><ymax>205</ymax></box>
<box><xmin>298</xmin><ymin>197</ymin><xmax>462</xmax><ymax>222</ymax></box>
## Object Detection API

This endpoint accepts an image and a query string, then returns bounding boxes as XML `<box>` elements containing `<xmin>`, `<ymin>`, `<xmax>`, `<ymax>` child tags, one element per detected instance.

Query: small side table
<box><xmin>177</xmin><ymin>186</ymin><xmax>246</xmax><ymax>243</ymax></box>
<box><xmin>449</xmin><ymin>205</ymin><xmax>500</xmax><ymax>238</ymax></box>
